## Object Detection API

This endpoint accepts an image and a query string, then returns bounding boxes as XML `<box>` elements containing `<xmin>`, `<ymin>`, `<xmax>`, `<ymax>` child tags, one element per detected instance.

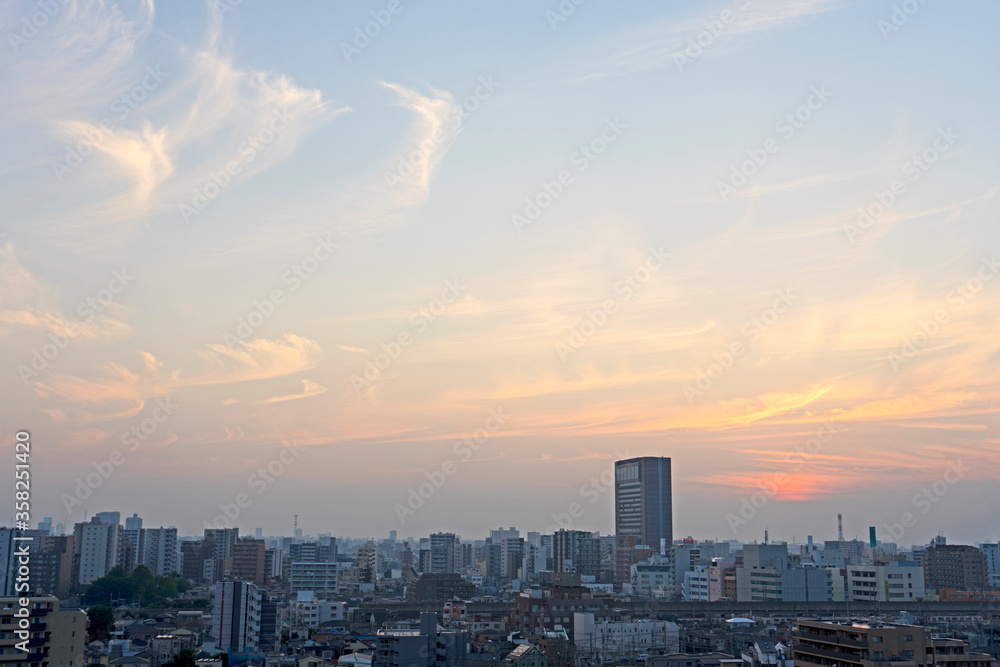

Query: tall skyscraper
<box><xmin>614</xmin><ymin>457</ymin><xmax>672</xmax><ymax>553</ymax></box>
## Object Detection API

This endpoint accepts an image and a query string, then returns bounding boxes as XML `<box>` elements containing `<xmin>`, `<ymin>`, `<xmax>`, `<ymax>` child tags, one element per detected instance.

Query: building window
<box><xmin>871</xmin><ymin>636</ymin><xmax>883</xmax><ymax>643</ymax></box>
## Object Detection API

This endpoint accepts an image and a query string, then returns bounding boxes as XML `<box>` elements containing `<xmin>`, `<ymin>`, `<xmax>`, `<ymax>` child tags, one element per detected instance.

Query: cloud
<box><xmin>0</xmin><ymin>243</ymin><xmax>130</xmax><ymax>341</ymax></box>
<box><xmin>337</xmin><ymin>344</ymin><xmax>370</xmax><ymax>355</ymax></box>
<box><xmin>192</xmin><ymin>334</ymin><xmax>322</xmax><ymax>386</ymax></box>
<box><xmin>259</xmin><ymin>379</ymin><xmax>329</xmax><ymax>404</ymax></box>
<box><xmin>571</xmin><ymin>0</ymin><xmax>852</xmax><ymax>81</ymax></box>
<box><xmin>379</xmin><ymin>81</ymin><xmax>463</xmax><ymax>206</ymax></box>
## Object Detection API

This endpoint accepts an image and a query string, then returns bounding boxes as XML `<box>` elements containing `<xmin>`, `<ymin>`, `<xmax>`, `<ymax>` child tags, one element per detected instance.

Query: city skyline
<box><xmin>2</xmin><ymin>1</ymin><xmax>999</xmax><ymax>543</ymax></box>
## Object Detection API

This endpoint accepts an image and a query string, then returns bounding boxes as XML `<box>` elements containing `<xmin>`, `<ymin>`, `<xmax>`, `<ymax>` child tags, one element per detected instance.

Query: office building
<box><xmin>846</xmin><ymin>563</ymin><xmax>925</xmax><ymax>601</ymax></box>
<box><xmin>615</xmin><ymin>457</ymin><xmax>672</xmax><ymax>553</ymax></box>
<box><xmin>290</xmin><ymin>541</ymin><xmax>337</xmax><ymax>563</ymax></box>
<box><xmin>289</xmin><ymin>561</ymin><xmax>340</xmax><ymax>597</ymax></box>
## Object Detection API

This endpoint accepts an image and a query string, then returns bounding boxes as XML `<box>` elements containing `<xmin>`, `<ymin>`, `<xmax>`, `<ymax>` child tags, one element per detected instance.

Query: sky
<box><xmin>1</xmin><ymin>0</ymin><xmax>999</xmax><ymax>545</ymax></box>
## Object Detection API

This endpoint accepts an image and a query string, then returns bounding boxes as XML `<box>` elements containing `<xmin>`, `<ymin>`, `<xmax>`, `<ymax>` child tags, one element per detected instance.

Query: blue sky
<box><xmin>1</xmin><ymin>0</ymin><xmax>999</xmax><ymax>543</ymax></box>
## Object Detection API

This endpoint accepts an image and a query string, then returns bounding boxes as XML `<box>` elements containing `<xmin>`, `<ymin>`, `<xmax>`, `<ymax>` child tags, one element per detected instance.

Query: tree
<box><xmin>83</xmin><ymin>568</ymin><xmax>133</xmax><ymax>605</ymax></box>
<box><xmin>87</xmin><ymin>606</ymin><xmax>115</xmax><ymax>641</ymax></box>
<box><xmin>131</xmin><ymin>565</ymin><xmax>157</xmax><ymax>605</ymax></box>
<box><xmin>162</xmin><ymin>648</ymin><xmax>198</xmax><ymax>667</ymax></box>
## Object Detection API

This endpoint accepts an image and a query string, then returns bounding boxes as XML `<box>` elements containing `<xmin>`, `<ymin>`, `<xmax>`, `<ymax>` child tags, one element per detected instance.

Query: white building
<box><xmin>574</xmin><ymin>612</ymin><xmax>679</xmax><ymax>658</ymax></box>
<box><xmin>290</xmin><ymin>561</ymin><xmax>341</xmax><ymax>597</ymax></box>
<box><xmin>631</xmin><ymin>555</ymin><xmax>671</xmax><ymax>597</ymax></box>
<box><xmin>980</xmin><ymin>543</ymin><xmax>1000</xmax><ymax>588</ymax></box>
<box><xmin>846</xmin><ymin>563</ymin><xmax>925</xmax><ymax>601</ymax></box>
<box><xmin>683</xmin><ymin>567</ymin><xmax>711</xmax><ymax>601</ymax></box>
<box><xmin>74</xmin><ymin>518</ymin><xmax>121</xmax><ymax>585</ymax></box>
<box><xmin>213</xmin><ymin>580</ymin><xmax>261</xmax><ymax>652</ymax></box>
<box><xmin>289</xmin><ymin>599</ymin><xmax>346</xmax><ymax>627</ymax></box>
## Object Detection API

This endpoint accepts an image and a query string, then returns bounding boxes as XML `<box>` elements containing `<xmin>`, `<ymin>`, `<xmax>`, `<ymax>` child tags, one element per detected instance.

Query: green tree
<box><xmin>87</xmin><ymin>606</ymin><xmax>115</xmax><ymax>641</ymax></box>
<box><xmin>131</xmin><ymin>566</ymin><xmax>157</xmax><ymax>605</ymax></box>
<box><xmin>157</xmin><ymin>576</ymin><xmax>178</xmax><ymax>598</ymax></box>
<box><xmin>83</xmin><ymin>567</ymin><xmax>134</xmax><ymax>605</ymax></box>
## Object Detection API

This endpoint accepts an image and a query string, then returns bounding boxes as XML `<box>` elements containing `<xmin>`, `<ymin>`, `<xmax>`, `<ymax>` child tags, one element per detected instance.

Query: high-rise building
<box><xmin>36</xmin><ymin>518</ymin><xmax>53</xmax><ymax>535</ymax></box>
<box><xmin>356</xmin><ymin>540</ymin><xmax>378</xmax><ymax>583</ymax></box>
<box><xmin>122</xmin><ymin>514</ymin><xmax>143</xmax><ymax>569</ymax></box>
<box><xmin>95</xmin><ymin>511</ymin><xmax>121</xmax><ymax>525</ymax></box>
<box><xmin>232</xmin><ymin>538</ymin><xmax>266</xmax><ymax>585</ymax></box>
<box><xmin>141</xmin><ymin>527</ymin><xmax>178</xmax><ymax>576</ymax></box>
<box><xmin>614</xmin><ymin>457</ymin><xmax>672</xmax><ymax>553</ymax></box>
<box><xmin>73</xmin><ymin>517</ymin><xmax>121</xmax><ymax>586</ymax></box>
<box><xmin>978</xmin><ymin>543</ymin><xmax>999</xmax><ymax>588</ymax></box>
<box><xmin>0</xmin><ymin>530</ymin><xmax>19</xmax><ymax>596</ymax></box>
<box><xmin>430</xmin><ymin>533</ymin><xmax>460</xmax><ymax>573</ymax></box>
<box><xmin>214</xmin><ymin>580</ymin><xmax>261</xmax><ymax>652</ymax></box>
<box><xmin>553</xmin><ymin>530</ymin><xmax>598</xmax><ymax>575</ymax></box>
<box><xmin>289</xmin><ymin>541</ymin><xmax>337</xmax><ymax>563</ymax></box>
<box><xmin>921</xmin><ymin>544</ymin><xmax>988</xmax><ymax>592</ymax></box>
<box><xmin>34</xmin><ymin>535</ymin><xmax>75</xmax><ymax>599</ymax></box>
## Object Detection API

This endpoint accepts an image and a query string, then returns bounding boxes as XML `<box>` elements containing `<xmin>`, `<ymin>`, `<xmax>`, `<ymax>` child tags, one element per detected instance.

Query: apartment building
<box><xmin>793</xmin><ymin>620</ymin><xmax>993</xmax><ymax>667</ymax></box>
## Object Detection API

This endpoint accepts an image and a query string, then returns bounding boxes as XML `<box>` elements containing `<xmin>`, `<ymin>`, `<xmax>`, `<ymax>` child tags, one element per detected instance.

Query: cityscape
<box><xmin>3</xmin><ymin>1</ymin><xmax>1000</xmax><ymax>667</ymax></box>
<box><xmin>2</xmin><ymin>457</ymin><xmax>1000</xmax><ymax>666</ymax></box>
